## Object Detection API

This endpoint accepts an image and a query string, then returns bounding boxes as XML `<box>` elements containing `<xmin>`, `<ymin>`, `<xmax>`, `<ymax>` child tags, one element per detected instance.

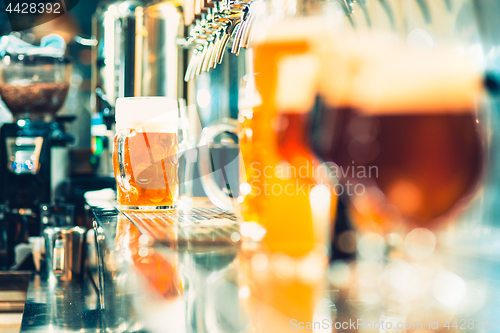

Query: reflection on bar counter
<box><xmin>3</xmin><ymin>0</ymin><xmax>500</xmax><ymax>333</ymax></box>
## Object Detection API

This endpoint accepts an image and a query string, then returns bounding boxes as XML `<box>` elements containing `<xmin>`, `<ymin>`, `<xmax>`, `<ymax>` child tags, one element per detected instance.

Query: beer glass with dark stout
<box><xmin>113</xmin><ymin>97</ymin><xmax>179</xmax><ymax>211</ymax></box>
<box><xmin>314</xmin><ymin>46</ymin><xmax>484</xmax><ymax>231</ymax></box>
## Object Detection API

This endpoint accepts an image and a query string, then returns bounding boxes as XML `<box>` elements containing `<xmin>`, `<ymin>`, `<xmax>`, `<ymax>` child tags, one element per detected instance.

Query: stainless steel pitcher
<box><xmin>43</xmin><ymin>226</ymin><xmax>87</xmax><ymax>282</ymax></box>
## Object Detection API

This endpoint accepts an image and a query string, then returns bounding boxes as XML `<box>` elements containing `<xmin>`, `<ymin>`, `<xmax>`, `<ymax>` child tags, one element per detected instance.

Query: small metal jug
<box><xmin>43</xmin><ymin>226</ymin><xmax>86</xmax><ymax>282</ymax></box>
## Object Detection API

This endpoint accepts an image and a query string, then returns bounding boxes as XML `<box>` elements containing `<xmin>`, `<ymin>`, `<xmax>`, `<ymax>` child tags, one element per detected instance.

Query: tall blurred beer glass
<box><xmin>199</xmin><ymin>6</ymin><xmax>335</xmax><ymax>251</ymax></box>
<box><xmin>197</xmin><ymin>3</ymin><xmax>337</xmax><ymax>332</ymax></box>
<box><xmin>113</xmin><ymin>97</ymin><xmax>179</xmax><ymax>210</ymax></box>
<box><xmin>314</xmin><ymin>44</ymin><xmax>484</xmax><ymax>232</ymax></box>
<box><xmin>240</xmin><ymin>14</ymin><xmax>337</xmax><ymax>247</ymax></box>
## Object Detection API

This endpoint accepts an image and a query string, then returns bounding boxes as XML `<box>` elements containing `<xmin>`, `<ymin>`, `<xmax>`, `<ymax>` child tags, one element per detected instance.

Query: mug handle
<box><xmin>198</xmin><ymin>118</ymin><xmax>239</xmax><ymax>211</ymax></box>
<box><xmin>115</xmin><ymin>130</ymin><xmax>136</xmax><ymax>192</ymax></box>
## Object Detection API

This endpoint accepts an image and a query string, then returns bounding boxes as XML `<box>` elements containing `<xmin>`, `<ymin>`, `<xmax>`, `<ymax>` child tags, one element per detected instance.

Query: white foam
<box><xmin>275</xmin><ymin>54</ymin><xmax>319</xmax><ymax>113</ymax></box>
<box><xmin>254</xmin><ymin>16</ymin><xmax>331</xmax><ymax>45</ymax></box>
<box><xmin>319</xmin><ymin>33</ymin><xmax>409</xmax><ymax>107</ymax></box>
<box><xmin>349</xmin><ymin>49</ymin><xmax>482</xmax><ymax>114</ymax></box>
<box><xmin>319</xmin><ymin>34</ymin><xmax>482</xmax><ymax>113</ymax></box>
<box><xmin>115</xmin><ymin>97</ymin><xmax>178</xmax><ymax>132</ymax></box>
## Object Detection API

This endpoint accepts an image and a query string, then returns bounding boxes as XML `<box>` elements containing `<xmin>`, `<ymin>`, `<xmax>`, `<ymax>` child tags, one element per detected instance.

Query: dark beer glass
<box><xmin>313</xmin><ymin>48</ymin><xmax>484</xmax><ymax>231</ymax></box>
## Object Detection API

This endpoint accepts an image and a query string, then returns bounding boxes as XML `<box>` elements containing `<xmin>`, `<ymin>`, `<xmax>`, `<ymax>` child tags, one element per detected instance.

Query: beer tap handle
<box><xmin>231</xmin><ymin>4</ymin><xmax>252</xmax><ymax>55</ymax></box>
<box><xmin>196</xmin><ymin>35</ymin><xmax>210</xmax><ymax>77</ymax></box>
<box><xmin>205</xmin><ymin>14</ymin><xmax>227</xmax><ymax>69</ymax></box>
<box><xmin>215</xmin><ymin>32</ymin><xmax>231</xmax><ymax>64</ymax></box>
<box><xmin>355</xmin><ymin>0</ymin><xmax>372</xmax><ymax>27</ymax></box>
<box><xmin>189</xmin><ymin>49</ymin><xmax>202</xmax><ymax>80</ymax></box>
<box><xmin>185</xmin><ymin>51</ymin><xmax>195</xmax><ymax>82</ymax></box>
<box><xmin>230</xmin><ymin>19</ymin><xmax>245</xmax><ymax>55</ymax></box>
<box><xmin>209</xmin><ymin>32</ymin><xmax>223</xmax><ymax>69</ymax></box>
<box><xmin>202</xmin><ymin>40</ymin><xmax>216</xmax><ymax>72</ymax></box>
<box><xmin>195</xmin><ymin>44</ymin><xmax>209</xmax><ymax>76</ymax></box>
<box><xmin>241</xmin><ymin>10</ymin><xmax>254</xmax><ymax>48</ymax></box>
<box><xmin>185</xmin><ymin>44</ymin><xmax>202</xmax><ymax>82</ymax></box>
<box><xmin>209</xmin><ymin>21</ymin><xmax>228</xmax><ymax>68</ymax></box>
<box><xmin>182</xmin><ymin>0</ymin><xmax>250</xmax><ymax>79</ymax></box>
<box><xmin>216</xmin><ymin>15</ymin><xmax>241</xmax><ymax>64</ymax></box>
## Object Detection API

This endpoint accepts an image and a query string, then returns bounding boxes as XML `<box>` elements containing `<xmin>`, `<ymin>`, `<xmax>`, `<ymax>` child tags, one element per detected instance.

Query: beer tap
<box><xmin>182</xmin><ymin>0</ymin><xmax>255</xmax><ymax>81</ymax></box>
<box><xmin>208</xmin><ymin>27</ymin><xmax>224</xmax><ymax>69</ymax></box>
<box><xmin>240</xmin><ymin>9</ymin><xmax>255</xmax><ymax>48</ymax></box>
<box><xmin>214</xmin><ymin>11</ymin><xmax>242</xmax><ymax>64</ymax></box>
<box><xmin>202</xmin><ymin>25</ymin><xmax>220</xmax><ymax>71</ymax></box>
<box><xmin>184</xmin><ymin>33</ymin><xmax>206</xmax><ymax>81</ymax></box>
<box><xmin>208</xmin><ymin>15</ymin><xmax>231</xmax><ymax>69</ymax></box>
<box><xmin>231</xmin><ymin>5</ymin><xmax>250</xmax><ymax>55</ymax></box>
<box><xmin>184</xmin><ymin>11</ymin><xmax>213</xmax><ymax>81</ymax></box>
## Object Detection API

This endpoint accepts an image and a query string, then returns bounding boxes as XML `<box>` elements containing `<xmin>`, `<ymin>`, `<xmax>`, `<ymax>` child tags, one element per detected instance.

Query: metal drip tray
<box><xmin>120</xmin><ymin>205</ymin><xmax>241</xmax><ymax>249</ymax></box>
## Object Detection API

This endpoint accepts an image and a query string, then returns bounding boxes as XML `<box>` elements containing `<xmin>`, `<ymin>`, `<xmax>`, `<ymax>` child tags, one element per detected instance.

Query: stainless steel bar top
<box><xmin>87</xmin><ymin>204</ymin><xmax>247</xmax><ymax>333</ymax></box>
<box><xmin>18</xmin><ymin>202</ymin><xmax>500</xmax><ymax>333</ymax></box>
<box><xmin>18</xmin><ymin>202</ymin><xmax>244</xmax><ymax>333</ymax></box>
<box><xmin>20</xmin><ymin>273</ymin><xmax>101</xmax><ymax>332</ymax></box>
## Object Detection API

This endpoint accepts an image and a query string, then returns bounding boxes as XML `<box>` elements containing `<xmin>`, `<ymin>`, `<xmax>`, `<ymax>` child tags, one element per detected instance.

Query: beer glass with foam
<box><xmin>113</xmin><ymin>97</ymin><xmax>179</xmax><ymax>211</ymax></box>
<box><xmin>314</xmin><ymin>42</ymin><xmax>484</xmax><ymax>232</ymax></box>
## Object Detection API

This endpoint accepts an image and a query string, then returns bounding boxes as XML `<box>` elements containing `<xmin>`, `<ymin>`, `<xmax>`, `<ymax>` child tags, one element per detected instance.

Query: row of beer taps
<box><xmin>182</xmin><ymin>0</ymin><xmax>255</xmax><ymax>81</ymax></box>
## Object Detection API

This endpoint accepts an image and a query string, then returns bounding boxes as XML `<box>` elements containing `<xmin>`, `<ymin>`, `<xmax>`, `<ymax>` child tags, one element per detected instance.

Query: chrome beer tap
<box><xmin>182</xmin><ymin>0</ymin><xmax>255</xmax><ymax>81</ymax></box>
<box><xmin>214</xmin><ymin>10</ymin><xmax>243</xmax><ymax>64</ymax></box>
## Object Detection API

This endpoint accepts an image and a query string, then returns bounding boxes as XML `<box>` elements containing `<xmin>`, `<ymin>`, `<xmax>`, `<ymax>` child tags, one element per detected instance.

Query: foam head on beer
<box><xmin>251</xmin><ymin>3</ymin><xmax>337</xmax><ymax>45</ymax></box>
<box><xmin>275</xmin><ymin>54</ymin><xmax>319</xmax><ymax>113</ymax></box>
<box><xmin>318</xmin><ymin>31</ymin><xmax>407</xmax><ymax>108</ymax></box>
<box><xmin>348</xmin><ymin>46</ymin><xmax>483</xmax><ymax>114</ymax></box>
<box><xmin>115</xmin><ymin>97</ymin><xmax>178</xmax><ymax>133</ymax></box>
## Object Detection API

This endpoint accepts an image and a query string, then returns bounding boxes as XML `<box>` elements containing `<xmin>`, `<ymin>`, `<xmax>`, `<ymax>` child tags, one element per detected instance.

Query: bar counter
<box><xmin>20</xmin><ymin>201</ymin><xmax>246</xmax><ymax>332</ymax></box>
<box><xmin>18</xmin><ymin>201</ymin><xmax>500</xmax><ymax>333</ymax></box>
<box><xmin>20</xmin><ymin>273</ymin><xmax>100</xmax><ymax>332</ymax></box>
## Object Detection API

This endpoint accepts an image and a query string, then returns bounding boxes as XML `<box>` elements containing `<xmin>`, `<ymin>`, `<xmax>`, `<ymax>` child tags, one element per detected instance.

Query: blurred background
<box><xmin>0</xmin><ymin>0</ymin><xmax>102</xmax><ymax>147</ymax></box>
<box><xmin>2</xmin><ymin>0</ymin><xmax>500</xmax><ymax>332</ymax></box>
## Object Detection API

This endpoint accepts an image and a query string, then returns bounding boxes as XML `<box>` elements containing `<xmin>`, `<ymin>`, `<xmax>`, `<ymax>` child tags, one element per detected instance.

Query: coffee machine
<box><xmin>0</xmin><ymin>50</ymin><xmax>74</xmax><ymax>268</ymax></box>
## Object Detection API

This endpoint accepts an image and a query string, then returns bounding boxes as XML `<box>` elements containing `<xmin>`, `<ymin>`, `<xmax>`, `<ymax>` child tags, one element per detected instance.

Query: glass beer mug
<box><xmin>113</xmin><ymin>97</ymin><xmax>179</xmax><ymax>211</ymax></box>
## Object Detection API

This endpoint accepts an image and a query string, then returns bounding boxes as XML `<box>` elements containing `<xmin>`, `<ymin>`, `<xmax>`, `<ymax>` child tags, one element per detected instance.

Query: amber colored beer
<box><xmin>240</xmin><ymin>37</ymin><xmax>310</xmax><ymax>223</ymax></box>
<box><xmin>314</xmin><ymin>47</ymin><xmax>483</xmax><ymax>228</ymax></box>
<box><xmin>113</xmin><ymin>131</ymin><xmax>179</xmax><ymax>209</ymax></box>
<box><xmin>318</xmin><ymin>108</ymin><xmax>482</xmax><ymax>224</ymax></box>
<box><xmin>277</xmin><ymin>113</ymin><xmax>317</xmax><ymax>177</ymax></box>
<box><xmin>239</xmin><ymin>18</ymin><xmax>333</xmax><ymax>257</ymax></box>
